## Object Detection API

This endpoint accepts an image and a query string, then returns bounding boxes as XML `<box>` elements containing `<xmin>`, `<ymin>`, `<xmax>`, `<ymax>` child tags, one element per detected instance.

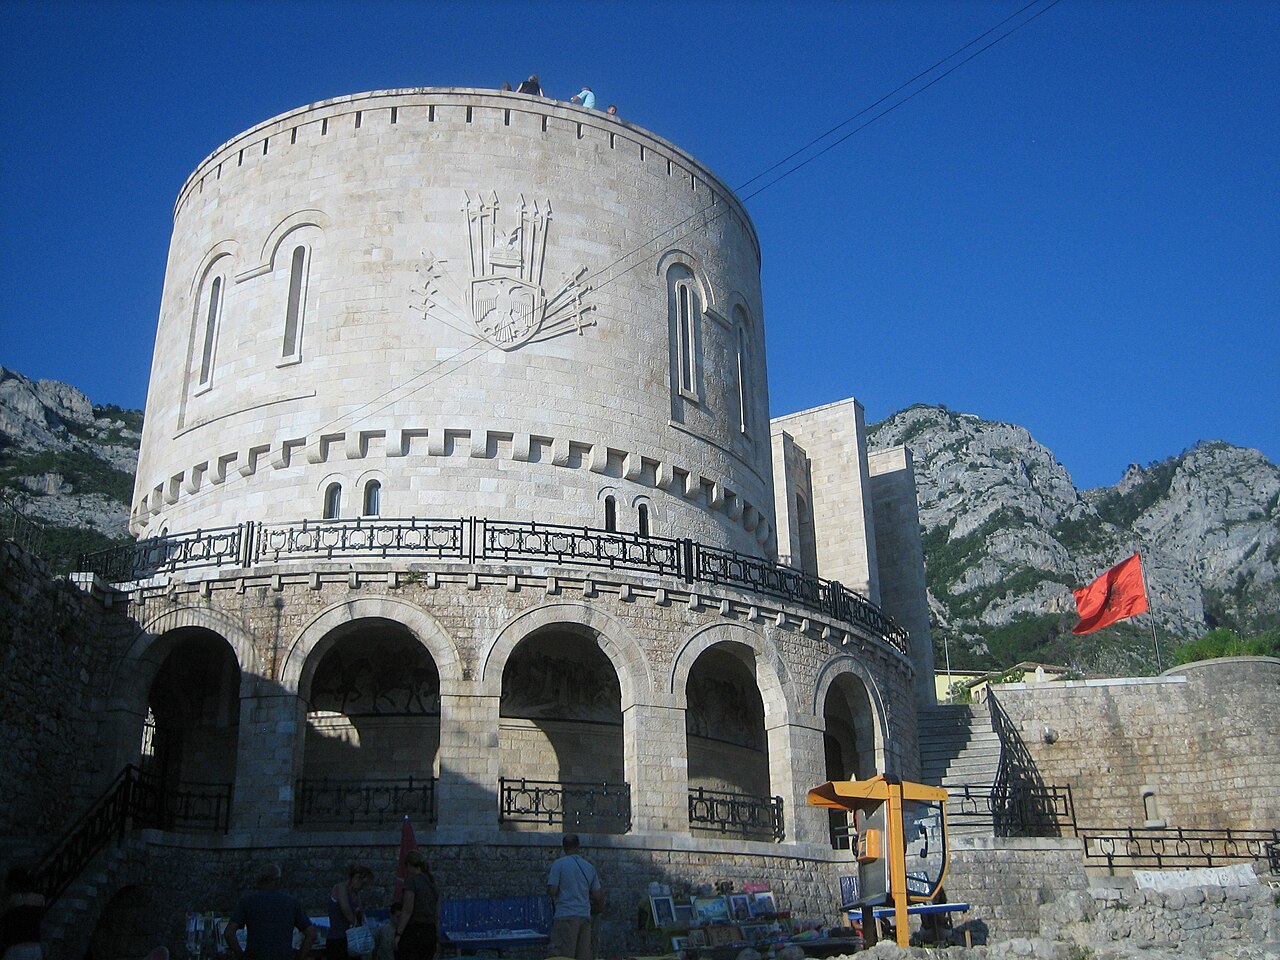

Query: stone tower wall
<box><xmin>134</xmin><ymin>89</ymin><xmax>774</xmax><ymax>556</ymax></box>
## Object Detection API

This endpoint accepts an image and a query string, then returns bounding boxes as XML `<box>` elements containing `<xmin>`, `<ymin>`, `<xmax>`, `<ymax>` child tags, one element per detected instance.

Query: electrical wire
<box><xmin>144</xmin><ymin>0</ymin><xmax>1064</xmax><ymax>515</ymax></box>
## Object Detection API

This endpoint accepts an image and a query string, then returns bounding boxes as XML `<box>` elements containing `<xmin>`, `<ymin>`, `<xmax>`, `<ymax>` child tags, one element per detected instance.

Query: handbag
<box><xmin>345</xmin><ymin>924</ymin><xmax>374</xmax><ymax>956</ymax></box>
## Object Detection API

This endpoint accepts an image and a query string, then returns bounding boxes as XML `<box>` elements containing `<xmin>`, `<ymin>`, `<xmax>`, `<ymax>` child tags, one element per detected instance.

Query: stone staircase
<box><xmin>42</xmin><ymin>834</ymin><xmax>146</xmax><ymax>960</ymax></box>
<box><xmin>917</xmin><ymin>699</ymin><xmax>1003</xmax><ymax>836</ymax></box>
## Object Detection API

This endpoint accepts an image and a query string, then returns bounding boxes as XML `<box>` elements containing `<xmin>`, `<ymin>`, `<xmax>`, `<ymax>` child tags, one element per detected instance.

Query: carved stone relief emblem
<box><xmin>416</xmin><ymin>192</ymin><xmax>595</xmax><ymax>349</ymax></box>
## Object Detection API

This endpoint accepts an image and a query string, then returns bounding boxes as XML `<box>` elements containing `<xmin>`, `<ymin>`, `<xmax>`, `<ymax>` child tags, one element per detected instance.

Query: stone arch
<box><xmin>110</xmin><ymin>605</ymin><xmax>260</xmax><ymax>713</ymax></box>
<box><xmin>479</xmin><ymin>601</ymin><xmax>651</xmax><ymax>710</ymax></box>
<box><xmin>656</xmin><ymin>247</ymin><xmax>715</xmax><ymax>309</ymax></box>
<box><xmin>812</xmin><ymin>654</ymin><xmax>890</xmax><ymax>770</ymax></box>
<box><xmin>258</xmin><ymin>208</ymin><xmax>332</xmax><ymax>268</ymax></box>
<box><xmin>187</xmin><ymin>240</ymin><xmax>240</xmax><ymax>299</ymax></box>
<box><xmin>667</xmin><ymin>621</ymin><xmax>793</xmax><ymax>727</ymax></box>
<box><xmin>281</xmin><ymin>595</ymin><xmax>463</xmax><ymax>696</ymax></box>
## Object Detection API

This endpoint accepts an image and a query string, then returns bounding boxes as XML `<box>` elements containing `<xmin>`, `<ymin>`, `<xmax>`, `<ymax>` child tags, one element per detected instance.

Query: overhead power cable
<box><xmin>151</xmin><ymin>0</ymin><xmax>1063</xmax><ymax>513</ymax></box>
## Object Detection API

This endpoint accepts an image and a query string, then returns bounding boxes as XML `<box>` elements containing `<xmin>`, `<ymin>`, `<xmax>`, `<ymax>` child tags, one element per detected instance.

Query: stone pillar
<box><xmin>231</xmin><ymin>681</ymin><xmax>305</xmax><ymax>831</ymax></box>
<box><xmin>767</xmin><ymin>718</ymin><xmax>829</xmax><ymax>845</ymax></box>
<box><xmin>624</xmin><ymin>702</ymin><xmax>689</xmax><ymax>833</ymax></box>
<box><xmin>435</xmin><ymin>690</ymin><xmax>501</xmax><ymax>830</ymax></box>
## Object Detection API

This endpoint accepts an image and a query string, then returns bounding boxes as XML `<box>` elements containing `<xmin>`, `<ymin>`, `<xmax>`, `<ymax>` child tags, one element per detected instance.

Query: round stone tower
<box><xmin>133</xmin><ymin>88</ymin><xmax>773</xmax><ymax>556</ymax></box>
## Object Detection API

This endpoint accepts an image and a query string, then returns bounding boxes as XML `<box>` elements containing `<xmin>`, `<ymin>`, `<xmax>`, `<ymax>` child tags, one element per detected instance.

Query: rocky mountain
<box><xmin>0</xmin><ymin>366</ymin><xmax>140</xmax><ymax>570</ymax></box>
<box><xmin>869</xmin><ymin>405</ymin><xmax>1280</xmax><ymax>675</ymax></box>
<box><xmin>3</xmin><ymin>368</ymin><xmax>1277</xmax><ymax>675</ymax></box>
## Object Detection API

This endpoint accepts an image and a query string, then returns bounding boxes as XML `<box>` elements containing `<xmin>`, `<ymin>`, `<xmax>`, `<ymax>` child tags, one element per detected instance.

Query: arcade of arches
<box><xmin>132</xmin><ymin>612</ymin><xmax>885</xmax><ymax>843</ymax></box>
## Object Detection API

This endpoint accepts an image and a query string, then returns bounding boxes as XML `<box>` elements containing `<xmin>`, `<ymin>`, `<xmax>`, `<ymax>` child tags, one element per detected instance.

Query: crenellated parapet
<box><xmin>136</xmin><ymin>89</ymin><xmax>774</xmax><ymax>556</ymax></box>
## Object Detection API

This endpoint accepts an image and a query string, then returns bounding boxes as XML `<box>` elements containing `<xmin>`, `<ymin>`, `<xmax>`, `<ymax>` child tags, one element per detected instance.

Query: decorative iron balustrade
<box><xmin>294</xmin><ymin>776</ymin><xmax>437</xmax><ymax>827</ymax></box>
<box><xmin>480</xmin><ymin>520</ymin><xmax>685</xmax><ymax>578</ymax></box>
<box><xmin>78</xmin><ymin>517</ymin><xmax>909</xmax><ymax>652</ymax></box>
<box><xmin>34</xmin><ymin>765</ymin><xmax>231</xmax><ymax>904</ymax></box>
<box><xmin>947</xmin><ymin>783</ymin><xmax>1075</xmax><ymax>837</ymax></box>
<box><xmin>2</xmin><ymin>491</ymin><xmax>45</xmax><ymax>557</ymax></box>
<box><xmin>131</xmin><ymin>770</ymin><xmax>233</xmax><ymax>833</ymax></box>
<box><xmin>255</xmin><ymin>518</ymin><xmax>467</xmax><ymax>563</ymax></box>
<box><xmin>498</xmin><ymin>778</ymin><xmax>632</xmax><ymax>833</ymax></box>
<box><xmin>1079</xmin><ymin>827</ymin><xmax>1280</xmax><ymax>872</ymax></box>
<box><xmin>688</xmin><ymin>787</ymin><xmax>784</xmax><ymax>842</ymax></box>
<box><xmin>79</xmin><ymin>524</ymin><xmax>246</xmax><ymax>582</ymax></box>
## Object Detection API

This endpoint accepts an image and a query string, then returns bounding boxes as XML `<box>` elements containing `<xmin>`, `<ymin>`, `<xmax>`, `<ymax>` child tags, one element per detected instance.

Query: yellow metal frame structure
<box><xmin>808</xmin><ymin>775</ymin><xmax>949</xmax><ymax>948</ymax></box>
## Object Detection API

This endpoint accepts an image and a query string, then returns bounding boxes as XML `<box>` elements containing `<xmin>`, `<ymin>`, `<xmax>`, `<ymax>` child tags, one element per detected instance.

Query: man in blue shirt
<box><xmin>570</xmin><ymin>86</ymin><xmax>597</xmax><ymax>110</ymax></box>
<box><xmin>225</xmin><ymin>863</ymin><xmax>317</xmax><ymax>960</ymax></box>
<box><xmin>546</xmin><ymin>835</ymin><xmax>603</xmax><ymax>960</ymax></box>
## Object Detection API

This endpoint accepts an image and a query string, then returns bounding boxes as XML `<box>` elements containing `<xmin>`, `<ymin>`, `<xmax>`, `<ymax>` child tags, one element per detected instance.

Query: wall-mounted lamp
<box><xmin>1042</xmin><ymin>725</ymin><xmax>1059</xmax><ymax>744</ymax></box>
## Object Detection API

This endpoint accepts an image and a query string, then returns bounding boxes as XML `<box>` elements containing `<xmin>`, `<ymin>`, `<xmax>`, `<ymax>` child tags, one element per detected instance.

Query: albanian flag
<box><xmin>1072</xmin><ymin>553</ymin><xmax>1149</xmax><ymax>635</ymax></box>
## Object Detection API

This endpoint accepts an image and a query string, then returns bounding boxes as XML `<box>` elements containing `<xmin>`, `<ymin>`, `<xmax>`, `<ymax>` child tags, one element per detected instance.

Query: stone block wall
<box><xmin>943</xmin><ymin>837</ymin><xmax>1090</xmax><ymax>940</ymax></box>
<box><xmin>77</xmin><ymin>832</ymin><xmax>864</xmax><ymax>960</ymax></box>
<box><xmin>0</xmin><ymin>544</ymin><xmax>132</xmax><ymax>863</ymax></box>
<box><xmin>990</xmin><ymin>658</ymin><xmax>1280</xmax><ymax>829</ymax></box>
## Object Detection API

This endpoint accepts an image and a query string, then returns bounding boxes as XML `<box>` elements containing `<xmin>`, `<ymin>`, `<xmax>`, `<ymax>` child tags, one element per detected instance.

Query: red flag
<box><xmin>1072</xmin><ymin>553</ymin><xmax>1149</xmax><ymax>635</ymax></box>
<box><xmin>394</xmin><ymin>816</ymin><xmax>418</xmax><ymax>905</ymax></box>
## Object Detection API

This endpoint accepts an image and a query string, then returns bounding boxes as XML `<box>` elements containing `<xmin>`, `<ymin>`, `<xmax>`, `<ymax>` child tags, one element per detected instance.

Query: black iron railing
<box><xmin>1079</xmin><ymin>827</ymin><xmax>1280</xmax><ymax>872</ymax></box>
<box><xmin>79</xmin><ymin>523</ymin><xmax>247</xmax><ymax>582</ymax></box>
<box><xmin>78</xmin><ymin>517</ymin><xmax>910</xmax><ymax>654</ymax></box>
<box><xmin>498</xmin><ymin>778</ymin><xmax>632</xmax><ymax>833</ymax></box>
<box><xmin>688</xmin><ymin>787</ymin><xmax>784</xmax><ymax>842</ymax></box>
<box><xmin>2</xmin><ymin>491</ymin><xmax>45</xmax><ymax>557</ymax></box>
<box><xmin>34</xmin><ymin>765</ymin><xmax>231</xmax><ymax>903</ymax></box>
<box><xmin>294</xmin><ymin>776</ymin><xmax>437</xmax><ymax>827</ymax></box>
<box><xmin>947</xmin><ymin>783</ymin><xmax>1075</xmax><ymax>837</ymax></box>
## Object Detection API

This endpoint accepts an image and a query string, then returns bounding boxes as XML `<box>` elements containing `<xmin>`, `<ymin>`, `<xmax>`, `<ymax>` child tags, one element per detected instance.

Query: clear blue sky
<box><xmin>2</xmin><ymin>0</ymin><xmax>1276</xmax><ymax>490</ymax></box>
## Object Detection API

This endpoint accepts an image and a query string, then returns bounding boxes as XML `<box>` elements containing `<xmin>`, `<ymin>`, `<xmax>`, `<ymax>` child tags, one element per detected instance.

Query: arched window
<box><xmin>197</xmin><ymin>274</ymin><xmax>224</xmax><ymax>388</ymax></box>
<box><xmin>667</xmin><ymin>264</ymin><xmax>701</xmax><ymax>401</ymax></box>
<box><xmin>637</xmin><ymin>502</ymin><xmax>650</xmax><ymax>537</ymax></box>
<box><xmin>281</xmin><ymin>244</ymin><xmax>309</xmax><ymax>361</ymax></box>
<box><xmin>735</xmin><ymin>316</ymin><xmax>751</xmax><ymax>437</ymax></box>
<box><xmin>323</xmin><ymin>483</ymin><xmax>342</xmax><ymax>520</ymax></box>
<box><xmin>604</xmin><ymin>495</ymin><xmax>617</xmax><ymax>532</ymax></box>
<box><xmin>362</xmin><ymin>479</ymin><xmax>381</xmax><ymax>517</ymax></box>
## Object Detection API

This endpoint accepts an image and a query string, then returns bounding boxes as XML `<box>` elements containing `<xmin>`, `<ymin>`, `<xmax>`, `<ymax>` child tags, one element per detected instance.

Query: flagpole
<box><xmin>1136</xmin><ymin>548</ymin><xmax>1162</xmax><ymax>671</ymax></box>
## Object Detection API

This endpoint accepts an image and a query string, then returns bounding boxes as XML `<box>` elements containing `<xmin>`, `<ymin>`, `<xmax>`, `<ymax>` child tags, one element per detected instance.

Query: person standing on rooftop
<box><xmin>570</xmin><ymin>86</ymin><xmax>596</xmax><ymax>110</ymax></box>
<box><xmin>516</xmin><ymin>75</ymin><xmax>544</xmax><ymax>96</ymax></box>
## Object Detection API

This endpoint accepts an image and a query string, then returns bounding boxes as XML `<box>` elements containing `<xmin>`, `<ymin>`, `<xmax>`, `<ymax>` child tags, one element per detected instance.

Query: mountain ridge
<box><xmin>870</xmin><ymin>404</ymin><xmax>1280</xmax><ymax>674</ymax></box>
<box><xmin>3</xmin><ymin>369</ymin><xmax>1276</xmax><ymax>674</ymax></box>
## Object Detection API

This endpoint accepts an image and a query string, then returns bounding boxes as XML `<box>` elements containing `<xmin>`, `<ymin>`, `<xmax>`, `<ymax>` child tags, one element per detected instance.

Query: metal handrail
<box><xmin>1079</xmin><ymin>826</ymin><xmax>1280</xmax><ymax>872</ymax></box>
<box><xmin>688</xmin><ymin>786</ymin><xmax>784</xmax><ymax>842</ymax></box>
<box><xmin>294</xmin><ymin>776</ymin><xmax>437</xmax><ymax>827</ymax></box>
<box><xmin>78</xmin><ymin>516</ymin><xmax>910</xmax><ymax>654</ymax></box>
<box><xmin>498</xmin><ymin>777</ymin><xmax>632</xmax><ymax>833</ymax></box>
<box><xmin>33</xmin><ymin>765</ymin><xmax>231</xmax><ymax>904</ymax></box>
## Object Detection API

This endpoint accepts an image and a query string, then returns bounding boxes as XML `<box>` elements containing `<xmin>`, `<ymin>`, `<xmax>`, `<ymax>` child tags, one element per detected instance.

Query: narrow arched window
<box><xmin>637</xmin><ymin>502</ymin><xmax>650</xmax><ymax>537</ymax></box>
<box><xmin>362</xmin><ymin>479</ymin><xmax>381</xmax><ymax>517</ymax></box>
<box><xmin>198</xmin><ymin>275</ymin><xmax>223</xmax><ymax>387</ymax></box>
<box><xmin>736</xmin><ymin>322</ymin><xmax>751</xmax><ymax>436</ymax></box>
<box><xmin>323</xmin><ymin>482</ymin><xmax>342</xmax><ymax>520</ymax></box>
<box><xmin>604</xmin><ymin>495</ymin><xmax>617</xmax><ymax>532</ymax></box>
<box><xmin>678</xmin><ymin>285</ymin><xmax>695</xmax><ymax>392</ymax></box>
<box><xmin>667</xmin><ymin>264</ymin><xmax>701</xmax><ymax>402</ymax></box>
<box><xmin>282</xmin><ymin>244</ymin><xmax>308</xmax><ymax>360</ymax></box>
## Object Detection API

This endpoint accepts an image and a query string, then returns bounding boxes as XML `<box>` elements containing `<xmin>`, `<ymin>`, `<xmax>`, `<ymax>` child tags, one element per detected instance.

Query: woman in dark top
<box><xmin>327</xmin><ymin>864</ymin><xmax>373</xmax><ymax>959</ymax></box>
<box><xmin>0</xmin><ymin>867</ymin><xmax>45</xmax><ymax>960</ymax></box>
<box><xmin>516</xmin><ymin>75</ymin><xmax>544</xmax><ymax>97</ymax></box>
<box><xmin>393</xmin><ymin>851</ymin><xmax>439</xmax><ymax>960</ymax></box>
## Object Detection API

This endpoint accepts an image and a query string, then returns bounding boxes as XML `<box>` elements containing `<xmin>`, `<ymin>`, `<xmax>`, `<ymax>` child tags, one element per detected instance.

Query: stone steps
<box><xmin>917</xmin><ymin>701</ymin><xmax>1003</xmax><ymax>837</ymax></box>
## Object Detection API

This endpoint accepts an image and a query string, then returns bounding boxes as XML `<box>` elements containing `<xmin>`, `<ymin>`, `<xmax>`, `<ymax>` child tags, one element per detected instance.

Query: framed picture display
<box><xmin>650</xmin><ymin>896</ymin><xmax>677</xmax><ymax>927</ymax></box>
<box><xmin>671</xmin><ymin>936</ymin><xmax>690</xmax><ymax>951</ymax></box>
<box><xmin>692</xmin><ymin>896</ymin><xmax>729</xmax><ymax>924</ymax></box>
<box><xmin>740</xmin><ymin>924</ymin><xmax>769</xmax><ymax>944</ymax></box>
<box><xmin>687</xmin><ymin>930</ymin><xmax>708</xmax><ymax>947</ymax></box>
<box><xmin>706</xmin><ymin>924</ymin><xmax>742</xmax><ymax>947</ymax></box>
<box><xmin>674</xmin><ymin>904</ymin><xmax>694</xmax><ymax>926</ymax></box>
<box><xmin>727</xmin><ymin>894</ymin><xmax>751</xmax><ymax>922</ymax></box>
<box><xmin>750</xmin><ymin>892</ymin><xmax>776</xmax><ymax>916</ymax></box>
